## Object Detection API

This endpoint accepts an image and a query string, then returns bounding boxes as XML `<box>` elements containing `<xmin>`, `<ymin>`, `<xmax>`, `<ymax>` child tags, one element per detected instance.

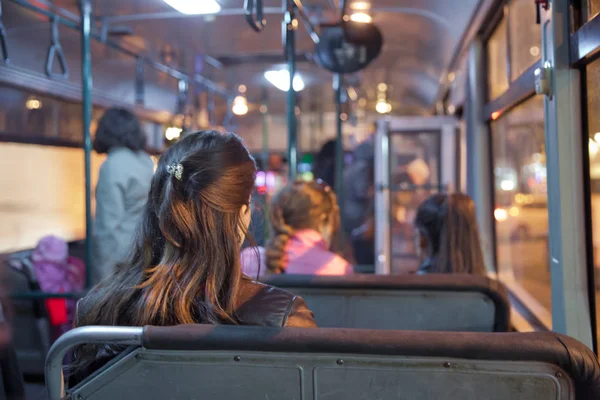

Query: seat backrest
<box><xmin>4</xmin><ymin>256</ymin><xmax>51</xmax><ymax>376</ymax></box>
<box><xmin>51</xmin><ymin>325</ymin><xmax>600</xmax><ymax>400</ymax></box>
<box><xmin>261</xmin><ymin>274</ymin><xmax>511</xmax><ymax>332</ymax></box>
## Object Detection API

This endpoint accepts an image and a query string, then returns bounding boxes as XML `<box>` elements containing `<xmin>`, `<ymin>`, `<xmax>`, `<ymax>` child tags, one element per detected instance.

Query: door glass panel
<box><xmin>586</xmin><ymin>58</ymin><xmax>600</xmax><ymax>346</ymax></box>
<box><xmin>491</xmin><ymin>96</ymin><xmax>551</xmax><ymax>323</ymax></box>
<box><xmin>487</xmin><ymin>17</ymin><xmax>509</xmax><ymax>100</ymax></box>
<box><xmin>389</xmin><ymin>131</ymin><xmax>441</xmax><ymax>275</ymax></box>
<box><xmin>508</xmin><ymin>0</ymin><xmax>542</xmax><ymax>80</ymax></box>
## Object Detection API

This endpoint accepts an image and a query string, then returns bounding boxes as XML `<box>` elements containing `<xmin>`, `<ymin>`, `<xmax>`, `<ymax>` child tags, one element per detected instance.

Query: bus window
<box><xmin>487</xmin><ymin>17</ymin><xmax>509</xmax><ymax>101</ymax></box>
<box><xmin>491</xmin><ymin>96</ymin><xmax>550</xmax><ymax>323</ymax></box>
<box><xmin>585</xmin><ymin>57</ymin><xmax>600</xmax><ymax>347</ymax></box>
<box><xmin>508</xmin><ymin>0</ymin><xmax>541</xmax><ymax>80</ymax></box>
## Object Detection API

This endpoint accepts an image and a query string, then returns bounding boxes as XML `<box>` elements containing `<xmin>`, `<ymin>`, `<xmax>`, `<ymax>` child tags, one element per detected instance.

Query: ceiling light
<box><xmin>590</xmin><ymin>138</ymin><xmax>599</xmax><ymax>158</ymax></box>
<box><xmin>377</xmin><ymin>82</ymin><xmax>387</xmax><ymax>92</ymax></box>
<box><xmin>530</xmin><ymin>46</ymin><xmax>540</xmax><ymax>57</ymax></box>
<box><xmin>376</xmin><ymin>100</ymin><xmax>391</xmax><ymax>114</ymax></box>
<box><xmin>349</xmin><ymin>12</ymin><xmax>372</xmax><ymax>23</ymax></box>
<box><xmin>350</xmin><ymin>2</ymin><xmax>371</xmax><ymax>10</ymax></box>
<box><xmin>25</xmin><ymin>98</ymin><xmax>42</xmax><ymax>110</ymax></box>
<box><xmin>162</xmin><ymin>0</ymin><xmax>221</xmax><ymax>15</ymax></box>
<box><xmin>232</xmin><ymin>95</ymin><xmax>248</xmax><ymax>116</ymax></box>
<box><xmin>238</xmin><ymin>84</ymin><xmax>247</xmax><ymax>94</ymax></box>
<box><xmin>264</xmin><ymin>70</ymin><xmax>305</xmax><ymax>92</ymax></box>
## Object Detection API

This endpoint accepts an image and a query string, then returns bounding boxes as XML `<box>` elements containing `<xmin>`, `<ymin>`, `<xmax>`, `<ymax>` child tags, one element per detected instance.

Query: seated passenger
<box><xmin>414</xmin><ymin>193</ymin><xmax>487</xmax><ymax>275</ymax></box>
<box><xmin>71</xmin><ymin>131</ymin><xmax>316</xmax><ymax>382</ymax></box>
<box><xmin>242</xmin><ymin>180</ymin><xmax>352</xmax><ymax>276</ymax></box>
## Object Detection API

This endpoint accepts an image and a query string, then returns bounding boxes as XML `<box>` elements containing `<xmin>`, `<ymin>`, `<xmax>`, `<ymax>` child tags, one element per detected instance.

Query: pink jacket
<box><xmin>241</xmin><ymin>230</ymin><xmax>353</xmax><ymax>277</ymax></box>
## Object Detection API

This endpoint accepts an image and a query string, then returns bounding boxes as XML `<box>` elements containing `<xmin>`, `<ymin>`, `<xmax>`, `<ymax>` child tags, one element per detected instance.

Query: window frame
<box><xmin>570</xmin><ymin>1</ymin><xmax>600</xmax><ymax>354</ymax></box>
<box><xmin>482</xmin><ymin>0</ymin><xmax>552</xmax><ymax>330</ymax></box>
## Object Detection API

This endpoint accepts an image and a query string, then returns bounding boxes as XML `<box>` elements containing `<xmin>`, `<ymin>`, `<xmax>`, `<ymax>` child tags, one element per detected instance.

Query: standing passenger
<box><xmin>92</xmin><ymin>108</ymin><xmax>154</xmax><ymax>284</ymax></box>
<box><xmin>414</xmin><ymin>193</ymin><xmax>487</xmax><ymax>275</ymax></box>
<box><xmin>265</xmin><ymin>180</ymin><xmax>352</xmax><ymax>275</ymax></box>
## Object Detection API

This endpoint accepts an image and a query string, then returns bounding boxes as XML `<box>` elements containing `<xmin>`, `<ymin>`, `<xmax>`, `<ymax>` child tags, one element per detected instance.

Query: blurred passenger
<box><xmin>0</xmin><ymin>261</ymin><xmax>26</xmax><ymax>400</ymax></box>
<box><xmin>32</xmin><ymin>236</ymin><xmax>85</xmax><ymax>337</ymax></box>
<box><xmin>265</xmin><ymin>180</ymin><xmax>352</xmax><ymax>275</ymax></box>
<box><xmin>92</xmin><ymin>108</ymin><xmax>154</xmax><ymax>285</ymax></box>
<box><xmin>342</xmin><ymin>140</ymin><xmax>374</xmax><ymax>236</ymax></box>
<box><xmin>313</xmin><ymin>140</ymin><xmax>337</xmax><ymax>188</ymax></box>
<box><xmin>71</xmin><ymin>132</ymin><xmax>316</xmax><ymax>383</ymax></box>
<box><xmin>414</xmin><ymin>193</ymin><xmax>486</xmax><ymax>275</ymax></box>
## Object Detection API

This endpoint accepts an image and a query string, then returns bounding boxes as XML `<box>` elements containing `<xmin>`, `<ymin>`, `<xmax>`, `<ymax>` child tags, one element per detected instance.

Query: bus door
<box><xmin>374</xmin><ymin>116</ymin><xmax>458</xmax><ymax>275</ymax></box>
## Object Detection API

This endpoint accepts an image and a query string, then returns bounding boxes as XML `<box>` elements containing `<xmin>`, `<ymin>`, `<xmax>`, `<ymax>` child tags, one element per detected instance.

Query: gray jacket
<box><xmin>93</xmin><ymin>148</ymin><xmax>154</xmax><ymax>284</ymax></box>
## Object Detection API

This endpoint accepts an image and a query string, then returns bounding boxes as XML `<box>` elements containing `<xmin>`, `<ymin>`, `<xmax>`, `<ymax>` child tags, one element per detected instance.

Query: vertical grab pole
<box><xmin>374</xmin><ymin>120</ymin><xmax>391</xmax><ymax>275</ymax></box>
<box><xmin>261</xmin><ymin>89</ymin><xmax>269</xmax><ymax>172</ymax></box>
<box><xmin>285</xmin><ymin>2</ymin><xmax>297</xmax><ymax>181</ymax></box>
<box><xmin>334</xmin><ymin>73</ymin><xmax>344</xmax><ymax>206</ymax></box>
<box><xmin>80</xmin><ymin>0</ymin><xmax>93</xmax><ymax>288</ymax></box>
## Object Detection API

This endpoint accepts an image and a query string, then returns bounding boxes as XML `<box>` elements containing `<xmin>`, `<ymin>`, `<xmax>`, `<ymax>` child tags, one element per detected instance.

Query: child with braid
<box><xmin>241</xmin><ymin>180</ymin><xmax>352</xmax><ymax>277</ymax></box>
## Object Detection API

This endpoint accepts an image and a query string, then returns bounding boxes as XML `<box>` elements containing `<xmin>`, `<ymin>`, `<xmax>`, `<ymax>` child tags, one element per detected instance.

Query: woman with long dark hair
<box><xmin>414</xmin><ymin>193</ymin><xmax>487</xmax><ymax>275</ymax></box>
<box><xmin>72</xmin><ymin>131</ymin><xmax>316</xmax><ymax>381</ymax></box>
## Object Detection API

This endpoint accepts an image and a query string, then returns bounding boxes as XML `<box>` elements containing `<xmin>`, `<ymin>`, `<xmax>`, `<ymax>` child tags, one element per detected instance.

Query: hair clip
<box><xmin>167</xmin><ymin>163</ymin><xmax>183</xmax><ymax>181</ymax></box>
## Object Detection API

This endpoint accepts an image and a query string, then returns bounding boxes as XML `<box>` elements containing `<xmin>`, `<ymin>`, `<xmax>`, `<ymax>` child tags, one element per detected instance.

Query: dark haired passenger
<box><xmin>313</xmin><ymin>140</ymin><xmax>337</xmax><ymax>188</ymax></box>
<box><xmin>92</xmin><ymin>108</ymin><xmax>154</xmax><ymax>284</ymax></box>
<box><xmin>71</xmin><ymin>132</ymin><xmax>316</xmax><ymax>383</ymax></box>
<box><xmin>414</xmin><ymin>193</ymin><xmax>487</xmax><ymax>275</ymax></box>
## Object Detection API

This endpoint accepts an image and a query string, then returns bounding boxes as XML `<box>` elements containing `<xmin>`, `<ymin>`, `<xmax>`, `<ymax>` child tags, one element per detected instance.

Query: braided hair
<box><xmin>266</xmin><ymin>180</ymin><xmax>341</xmax><ymax>273</ymax></box>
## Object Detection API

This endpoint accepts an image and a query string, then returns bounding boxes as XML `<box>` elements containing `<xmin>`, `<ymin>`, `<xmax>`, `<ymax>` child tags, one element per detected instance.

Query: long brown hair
<box><xmin>266</xmin><ymin>180</ymin><xmax>341</xmax><ymax>273</ymax></box>
<box><xmin>414</xmin><ymin>193</ymin><xmax>486</xmax><ymax>274</ymax></box>
<box><xmin>78</xmin><ymin>131</ymin><xmax>256</xmax><ymax>328</ymax></box>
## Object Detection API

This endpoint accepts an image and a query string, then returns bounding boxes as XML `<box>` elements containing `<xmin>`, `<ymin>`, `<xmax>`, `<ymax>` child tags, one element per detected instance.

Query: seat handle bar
<box><xmin>45</xmin><ymin>326</ymin><xmax>143</xmax><ymax>400</ymax></box>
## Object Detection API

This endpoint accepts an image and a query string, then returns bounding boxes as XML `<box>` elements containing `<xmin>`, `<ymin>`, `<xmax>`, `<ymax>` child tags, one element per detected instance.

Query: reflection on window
<box><xmin>587</xmin><ymin>0</ymin><xmax>600</xmax><ymax>22</ymax></box>
<box><xmin>586</xmin><ymin>58</ymin><xmax>600</xmax><ymax>347</ymax></box>
<box><xmin>487</xmin><ymin>17</ymin><xmax>509</xmax><ymax>100</ymax></box>
<box><xmin>491</xmin><ymin>95</ymin><xmax>551</xmax><ymax>325</ymax></box>
<box><xmin>509</xmin><ymin>0</ymin><xmax>541</xmax><ymax>80</ymax></box>
<box><xmin>0</xmin><ymin>85</ymin><xmax>163</xmax><ymax>150</ymax></box>
<box><xmin>389</xmin><ymin>132</ymin><xmax>441</xmax><ymax>274</ymax></box>
<box><xmin>0</xmin><ymin>85</ymin><xmax>106</xmax><ymax>143</ymax></box>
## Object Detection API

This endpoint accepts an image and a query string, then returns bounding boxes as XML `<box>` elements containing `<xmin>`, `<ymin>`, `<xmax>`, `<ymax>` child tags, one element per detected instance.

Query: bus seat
<box><xmin>4</xmin><ymin>255</ymin><xmax>51</xmax><ymax>376</ymax></box>
<box><xmin>47</xmin><ymin>325</ymin><xmax>600</xmax><ymax>400</ymax></box>
<box><xmin>261</xmin><ymin>274</ymin><xmax>510</xmax><ymax>332</ymax></box>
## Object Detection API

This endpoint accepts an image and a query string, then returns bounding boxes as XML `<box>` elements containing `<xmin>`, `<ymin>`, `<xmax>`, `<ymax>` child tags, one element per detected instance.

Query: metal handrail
<box><xmin>45</xmin><ymin>326</ymin><xmax>144</xmax><ymax>400</ymax></box>
<box><xmin>45</xmin><ymin>15</ymin><xmax>69</xmax><ymax>79</ymax></box>
<box><xmin>0</xmin><ymin>0</ymin><xmax>8</xmax><ymax>62</ymax></box>
<box><xmin>244</xmin><ymin>0</ymin><xmax>266</xmax><ymax>32</ymax></box>
<box><xmin>9</xmin><ymin>0</ymin><xmax>231</xmax><ymax>97</ymax></box>
<box><xmin>291</xmin><ymin>0</ymin><xmax>320</xmax><ymax>44</ymax></box>
<box><xmin>10</xmin><ymin>291</ymin><xmax>86</xmax><ymax>300</ymax></box>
